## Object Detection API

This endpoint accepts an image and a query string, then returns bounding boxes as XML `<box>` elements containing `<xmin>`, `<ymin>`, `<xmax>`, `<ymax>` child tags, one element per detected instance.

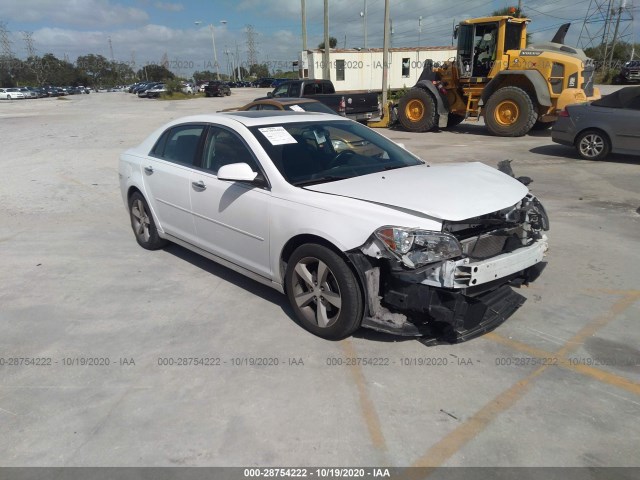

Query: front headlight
<box><xmin>375</xmin><ymin>227</ymin><xmax>462</xmax><ymax>268</ymax></box>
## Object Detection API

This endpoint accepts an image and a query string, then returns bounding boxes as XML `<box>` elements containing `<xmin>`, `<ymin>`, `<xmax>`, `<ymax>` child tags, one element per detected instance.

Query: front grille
<box><xmin>460</xmin><ymin>227</ymin><xmax>521</xmax><ymax>260</ymax></box>
<box><xmin>581</xmin><ymin>65</ymin><xmax>595</xmax><ymax>97</ymax></box>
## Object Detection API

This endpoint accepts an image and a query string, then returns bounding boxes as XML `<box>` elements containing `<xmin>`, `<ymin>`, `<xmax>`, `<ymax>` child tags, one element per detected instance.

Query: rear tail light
<box><xmin>559</xmin><ymin>107</ymin><xmax>570</xmax><ymax>117</ymax></box>
<box><xmin>339</xmin><ymin>96</ymin><xmax>346</xmax><ymax>115</ymax></box>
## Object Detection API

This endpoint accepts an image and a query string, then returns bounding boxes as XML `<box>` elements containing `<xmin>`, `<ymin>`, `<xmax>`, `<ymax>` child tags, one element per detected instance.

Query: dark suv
<box><xmin>204</xmin><ymin>81</ymin><xmax>231</xmax><ymax>97</ymax></box>
<box><xmin>614</xmin><ymin>61</ymin><xmax>640</xmax><ymax>84</ymax></box>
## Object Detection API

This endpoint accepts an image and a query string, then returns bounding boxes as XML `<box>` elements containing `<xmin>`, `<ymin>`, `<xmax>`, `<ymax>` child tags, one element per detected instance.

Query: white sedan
<box><xmin>119</xmin><ymin>112</ymin><xmax>549</xmax><ymax>342</ymax></box>
<box><xmin>0</xmin><ymin>88</ymin><xmax>26</xmax><ymax>100</ymax></box>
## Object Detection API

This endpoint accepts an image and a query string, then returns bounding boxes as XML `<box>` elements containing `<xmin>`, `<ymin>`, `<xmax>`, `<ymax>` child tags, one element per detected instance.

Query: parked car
<box><xmin>551</xmin><ymin>86</ymin><xmax>640</xmax><ymax>160</ymax></box>
<box><xmin>204</xmin><ymin>81</ymin><xmax>231</xmax><ymax>97</ymax></box>
<box><xmin>181</xmin><ymin>83</ymin><xmax>194</xmax><ymax>95</ymax></box>
<box><xmin>254</xmin><ymin>77</ymin><xmax>275</xmax><ymax>88</ymax></box>
<box><xmin>119</xmin><ymin>112</ymin><xmax>549</xmax><ymax>342</ymax></box>
<box><xmin>138</xmin><ymin>82</ymin><xmax>161</xmax><ymax>98</ymax></box>
<box><xmin>264</xmin><ymin>79</ymin><xmax>379</xmax><ymax>122</ymax></box>
<box><xmin>146</xmin><ymin>84</ymin><xmax>167</xmax><ymax>98</ymax></box>
<box><xmin>613</xmin><ymin>60</ymin><xmax>640</xmax><ymax>85</ymax></box>
<box><xmin>18</xmin><ymin>87</ymin><xmax>37</xmax><ymax>99</ymax></box>
<box><xmin>0</xmin><ymin>88</ymin><xmax>25</xmax><ymax>100</ymax></box>
<box><xmin>222</xmin><ymin>97</ymin><xmax>337</xmax><ymax>114</ymax></box>
<box><xmin>27</xmin><ymin>86</ymin><xmax>46</xmax><ymax>98</ymax></box>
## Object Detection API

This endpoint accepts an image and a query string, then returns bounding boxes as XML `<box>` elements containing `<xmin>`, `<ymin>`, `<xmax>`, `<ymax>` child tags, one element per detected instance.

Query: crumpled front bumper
<box><xmin>348</xmin><ymin>239</ymin><xmax>548</xmax><ymax>344</ymax></box>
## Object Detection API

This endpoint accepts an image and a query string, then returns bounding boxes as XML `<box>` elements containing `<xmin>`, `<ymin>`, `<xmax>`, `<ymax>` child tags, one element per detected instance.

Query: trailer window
<box><xmin>335</xmin><ymin>60</ymin><xmax>345</xmax><ymax>81</ymax></box>
<box><xmin>402</xmin><ymin>58</ymin><xmax>410</xmax><ymax>77</ymax></box>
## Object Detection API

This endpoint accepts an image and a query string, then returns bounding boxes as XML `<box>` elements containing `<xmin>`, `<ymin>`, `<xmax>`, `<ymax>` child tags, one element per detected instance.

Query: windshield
<box><xmin>249</xmin><ymin>120</ymin><xmax>423</xmax><ymax>186</ymax></box>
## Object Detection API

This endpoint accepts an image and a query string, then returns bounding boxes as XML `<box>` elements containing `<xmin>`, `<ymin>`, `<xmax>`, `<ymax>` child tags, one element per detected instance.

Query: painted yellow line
<box><xmin>410</xmin><ymin>292</ymin><xmax>639</xmax><ymax>468</ymax></box>
<box><xmin>411</xmin><ymin>364</ymin><xmax>550</xmax><ymax>468</ymax></box>
<box><xmin>556</xmin><ymin>293</ymin><xmax>640</xmax><ymax>357</ymax></box>
<box><xmin>486</xmin><ymin>332</ymin><xmax>640</xmax><ymax>397</ymax></box>
<box><xmin>341</xmin><ymin>339</ymin><xmax>387</xmax><ymax>453</ymax></box>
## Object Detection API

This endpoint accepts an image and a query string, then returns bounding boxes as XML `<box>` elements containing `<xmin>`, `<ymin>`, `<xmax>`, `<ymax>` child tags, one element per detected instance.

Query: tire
<box><xmin>285</xmin><ymin>244</ymin><xmax>363</xmax><ymax>340</ymax></box>
<box><xmin>575</xmin><ymin>129</ymin><xmax>611</xmax><ymax>161</ymax></box>
<box><xmin>128</xmin><ymin>192</ymin><xmax>168</xmax><ymax>250</ymax></box>
<box><xmin>397</xmin><ymin>88</ymin><xmax>438</xmax><ymax>132</ymax></box>
<box><xmin>446</xmin><ymin>113</ymin><xmax>465</xmax><ymax>129</ymax></box>
<box><xmin>531</xmin><ymin>120</ymin><xmax>555</xmax><ymax>130</ymax></box>
<box><xmin>7</xmin><ymin>95</ymin><xmax>11</xmax><ymax>99</ymax></box>
<box><xmin>484</xmin><ymin>86</ymin><xmax>537</xmax><ymax>137</ymax></box>
<box><xmin>612</xmin><ymin>75</ymin><xmax>624</xmax><ymax>85</ymax></box>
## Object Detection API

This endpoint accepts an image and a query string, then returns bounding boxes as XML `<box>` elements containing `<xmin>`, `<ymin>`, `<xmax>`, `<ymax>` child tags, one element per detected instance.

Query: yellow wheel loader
<box><xmin>394</xmin><ymin>16</ymin><xmax>600</xmax><ymax>137</ymax></box>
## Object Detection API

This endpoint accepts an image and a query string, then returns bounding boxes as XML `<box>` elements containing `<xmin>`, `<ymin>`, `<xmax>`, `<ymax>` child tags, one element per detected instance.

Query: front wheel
<box><xmin>575</xmin><ymin>129</ymin><xmax>611</xmax><ymax>160</ymax></box>
<box><xmin>285</xmin><ymin>244</ymin><xmax>363</xmax><ymax>340</ymax></box>
<box><xmin>397</xmin><ymin>88</ymin><xmax>438</xmax><ymax>132</ymax></box>
<box><xmin>484</xmin><ymin>86</ymin><xmax>537</xmax><ymax>137</ymax></box>
<box><xmin>128</xmin><ymin>192</ymin><xmax>168</xmax><ymax>250</ymax></box>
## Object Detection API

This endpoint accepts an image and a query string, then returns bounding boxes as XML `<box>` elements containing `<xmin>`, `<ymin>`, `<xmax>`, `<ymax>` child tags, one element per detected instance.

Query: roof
<box><xmin>162</xmin><ymin>111</ymin><xmax>345</xmax><ymax>128</ymax></box>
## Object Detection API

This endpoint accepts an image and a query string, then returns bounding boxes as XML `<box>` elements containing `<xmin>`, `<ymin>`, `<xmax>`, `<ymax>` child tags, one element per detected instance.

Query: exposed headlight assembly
<box><xmin>375</xmin><ymin>227</ymin><xmax>462</xmax><ymax>268</ymax></box>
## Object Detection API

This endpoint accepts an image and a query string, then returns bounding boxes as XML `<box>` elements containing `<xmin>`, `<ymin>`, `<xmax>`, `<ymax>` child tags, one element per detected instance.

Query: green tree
<box><xmin>136</xmin><ymin>64</ymin><xmax>175</xmax><ymax>82</ymax></box>
<box><xmin>249</xmin><ymin>63</ymin><xmax>270</xmax><ymax>78</ymax></box>
<box><xmin>318</xmin><ymin>36</ymin><xmax>338</xmax><ymax>49</ymax></box>
<box><xmin>193</xmin><ymin>70</ymin><xmax>216</xmax><ymax>82</ymax></box>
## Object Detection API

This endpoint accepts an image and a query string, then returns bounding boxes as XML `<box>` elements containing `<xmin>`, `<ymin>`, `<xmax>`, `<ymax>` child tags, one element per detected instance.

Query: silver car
<box><xmin>551</xmin><ymin>87</ymin><xmax>640</xmax><ymax>160</ymax></box>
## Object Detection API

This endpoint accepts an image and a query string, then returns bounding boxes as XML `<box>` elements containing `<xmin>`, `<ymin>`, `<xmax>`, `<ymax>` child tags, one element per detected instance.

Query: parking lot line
<box><xmin>409</xmin><ymin>292</ymin><xmax>639</xmax><ymax>468</ymax></box>
<box><xmin>485</xmin><ymin>332</ymin><xmax>640</xmax><ymax>397</ymax></box>
<box><xmin>340</xmin><ymin>339</ymin><xmax>388</xmax><ymax>456</ymax></box>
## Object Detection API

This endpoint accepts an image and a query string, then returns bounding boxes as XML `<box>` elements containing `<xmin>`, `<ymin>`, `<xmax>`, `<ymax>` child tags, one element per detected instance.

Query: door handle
<box><xmin>144</xmin><ymin>166</ymin><xmax>154</xmax><ymax>174</ymax></box>
<box><xmin>191</xmin><ymin>180</ymin><xmax>206</xmax><ymax>190</ymax></box>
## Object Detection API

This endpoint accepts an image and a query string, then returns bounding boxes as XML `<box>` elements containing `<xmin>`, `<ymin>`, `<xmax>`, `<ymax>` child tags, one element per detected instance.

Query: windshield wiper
<box><xmin>293</xmin><ymin>175</ymin><xmax>350</xmax><ymax>187</ymax></box>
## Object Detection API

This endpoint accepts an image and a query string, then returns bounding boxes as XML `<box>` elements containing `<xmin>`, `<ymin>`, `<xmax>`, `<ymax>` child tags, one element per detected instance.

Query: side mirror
<box><xmin>267</xmin><ymin>91</ymin><xmax>273</xmax><ymax>98</ymax></box>
<box><xmin>453</xmin><ymin>25</ymin><xmax>459</xmax><ymax>40</ymax></box>
<box><xmin>217</xmin><ymin>163</ymin><xmax>258</xmax><ymax>183</ymax></box>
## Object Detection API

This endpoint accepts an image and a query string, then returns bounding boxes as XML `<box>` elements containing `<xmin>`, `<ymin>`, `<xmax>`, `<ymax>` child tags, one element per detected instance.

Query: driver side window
<box><xmin>202</xmin><ymin>126</ymin><xmax>260</xmax><ymax>175</ymax></box>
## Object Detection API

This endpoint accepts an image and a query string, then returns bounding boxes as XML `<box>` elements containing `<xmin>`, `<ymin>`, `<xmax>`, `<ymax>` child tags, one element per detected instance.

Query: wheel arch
<box><xmin>279</xmin><ymin>234</ymin><xmax>368</xmax><ymax>310</ymax></box>
<box><xmin>413</xmin><ymin>81</ymin><xmax>450</xmax><ymax>116</ymax></box>
<box><xmin>574</xmin><ymin>126</ymin><xmax>611</xmax><ymax>146</ymax></box>
<box><xmin>481</xmin><ymin>71</ymin><xmax>552</xmax><ymax>108</ymax></box>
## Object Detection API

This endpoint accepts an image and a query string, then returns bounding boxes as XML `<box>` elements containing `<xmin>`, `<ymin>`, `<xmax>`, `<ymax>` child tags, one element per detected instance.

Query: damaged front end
<box><xmin>347</xmin><ymin>194</ymin><xmax>549</xmax><ymax>344</ymax></box>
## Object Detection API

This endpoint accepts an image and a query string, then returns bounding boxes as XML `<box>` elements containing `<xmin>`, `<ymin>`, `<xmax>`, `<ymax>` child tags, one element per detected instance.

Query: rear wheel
<box><xmin>484</xmin><ymin>86</ymin><xmax>537</xmax><ymax>137</ymax></box>
<box><xmin>575</xmin><ymin>129</ymin><xmax>611</xmax><ymax>160</ymax></box>
<box><xmin>285</xmin><ymin>244</ymin><xmax>363</xmax><ymax>340</ymax></box>
<box><xmin>128</xmin><ymin>192</ymin><xmax>168</xmax><ymax>250</ymax></box>
<box><xmin>397</xmin><ymin>88</ymin><xmax>438</xmax><ymax>132</ymax></box>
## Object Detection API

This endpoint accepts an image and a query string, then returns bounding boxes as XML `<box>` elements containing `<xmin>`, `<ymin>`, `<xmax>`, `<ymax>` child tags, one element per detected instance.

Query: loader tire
<box><xmin>484</xmin><ymin>86</ymin><xmax>537</xmax><ymax>137</ymax></box>
<box><xmin>398</xmin><ymin>88</ymin><xmax>438</xmax><ymax>132</ymax></box>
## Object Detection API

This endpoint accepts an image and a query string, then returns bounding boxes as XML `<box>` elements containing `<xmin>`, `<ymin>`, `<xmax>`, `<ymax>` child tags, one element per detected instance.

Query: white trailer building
<box><xmin>301</xmin><ymin>46</ymin><xmax>456</xmax><ymax>91</ymax></box>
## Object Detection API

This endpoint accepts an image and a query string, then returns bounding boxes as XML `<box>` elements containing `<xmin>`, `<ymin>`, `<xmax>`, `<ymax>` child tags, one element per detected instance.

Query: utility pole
<box><xmin>418</xmin><ymin>16</ymin><xmax>422</xmax><ymax>62</ymax></box>
<box><xmin>301</xmin><ymin>0</ymin><xmax>307</xmax><ymax>51</ymax></box>
<box><xmin>108</xmin><ymin>36</ymin><xmax>114</xmax><ymax>62</ymax></box>
<box><xmin>517</xmin><ymin>0</ymin><xmax>523</xmax><ymax>14</ymax></box>
<box><xmin>323</xmin><ymin>0</ymin><xmax>330</xmax><ymax>80</ymax></box>
<box><xmin>381</xmin><ymin>0</ymin><xmax>390</xmax><ymax>110</ymax></box>
<box><xmin>363</xmin><ymin>0</ymin><xmax>368</xmax><ymax>49</ymax></box>
<box><xmin>607</xmin><ymin>0</ymin><xmax>626</xmax><ymax>68</ymax></box>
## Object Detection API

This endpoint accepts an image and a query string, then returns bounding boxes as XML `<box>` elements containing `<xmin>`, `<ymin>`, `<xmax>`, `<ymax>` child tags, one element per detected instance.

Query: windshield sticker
<box><xmin>313</xmin><ymin>130</ymin><xmax>327</xmax><ymax>145</ymax></box>
<box><xmin>258</xmin><ymin>126</ymin><xmax>298</xmax><ymax>145</ymax></box>
<box><xmin>289</xmin><ymin>104</ymin><xmax>305</xmax><ymax>112</ymax></box>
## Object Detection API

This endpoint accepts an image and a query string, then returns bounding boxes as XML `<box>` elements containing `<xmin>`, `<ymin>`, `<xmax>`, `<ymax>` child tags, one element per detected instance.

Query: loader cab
<box><xmin>456</xmin><ymin>17</ymin><xmax>528</xmax><ymax>79</ymax></box>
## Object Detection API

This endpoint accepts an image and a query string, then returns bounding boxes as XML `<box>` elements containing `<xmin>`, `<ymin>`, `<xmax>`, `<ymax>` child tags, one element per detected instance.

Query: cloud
<box><xmin>0</xmin><ymin>0</ymin><xmax>148</xmax><ymax>28</ymax></box>
<box><xmin>154</xmin><ymin>2</ymin><xmax>184</xmax><ymax>12</ymax></box>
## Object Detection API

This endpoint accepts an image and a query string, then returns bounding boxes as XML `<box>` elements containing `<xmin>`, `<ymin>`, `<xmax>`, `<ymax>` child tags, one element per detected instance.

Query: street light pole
<box><xmin>196</xmin><ymin>20</ymin><xmax>222</xmax><ymax>80</ymax></box>
<box><xmin>209</xmin><ymin>24</ymin><xmax>220</xmax><ymax>79</ymax></box>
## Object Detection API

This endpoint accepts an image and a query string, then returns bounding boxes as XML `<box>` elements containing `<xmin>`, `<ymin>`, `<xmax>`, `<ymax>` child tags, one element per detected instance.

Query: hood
<box><xmin>305</xmin><ymin>162</ymin><xmax>528</xmax><ymax>221</ymax></box>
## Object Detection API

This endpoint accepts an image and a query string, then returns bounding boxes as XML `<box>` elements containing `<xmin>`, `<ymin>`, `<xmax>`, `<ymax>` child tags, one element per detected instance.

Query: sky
<box><xmin>0</xmin><ymin>0</ymin><xmax>638</xmax><ymax>77</ymax></box>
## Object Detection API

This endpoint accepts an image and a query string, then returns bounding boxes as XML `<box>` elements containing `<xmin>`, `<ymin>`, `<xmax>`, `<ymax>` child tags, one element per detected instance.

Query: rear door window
<box><xmin>151</xmin><ymin>124</ymin><xmax>206</xmax><ymax>165</ymax></box>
